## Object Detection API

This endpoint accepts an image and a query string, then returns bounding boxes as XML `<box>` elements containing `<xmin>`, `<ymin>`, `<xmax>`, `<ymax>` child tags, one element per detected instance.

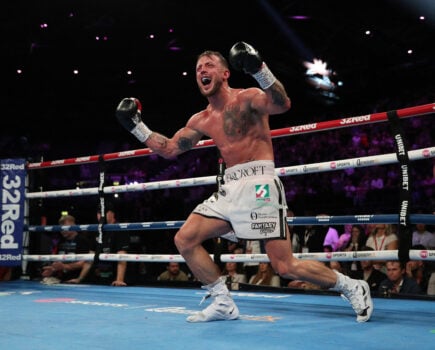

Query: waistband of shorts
<box><xmin>224</xmin><ymin>160</ymin><xmax>275</xmax><ymax>183</ymax></box>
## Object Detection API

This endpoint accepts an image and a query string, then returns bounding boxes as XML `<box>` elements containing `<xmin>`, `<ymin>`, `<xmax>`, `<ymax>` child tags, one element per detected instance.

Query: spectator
<box><xmin>378</xmin><ymin>260</ymin><xmax>422</xmax><ymax>296</ymax></box>
<box><xmin>220</xmin><ymin>262</ymin><xmax>247</xmax><ymax>290</ymax></box>
<box><xmin>295</xmin><ymin>212</ymin><xmax>328</xmax><ymax>253</ymax></box>
<box><xmin>322</xmin><ymin>221</ymin><xmax>340</xmax><ymax>252</ymax></box>
<box><xmin>41</xmin><ymin>215</ymin><xmax>92</xmax><ymax>284</ymax></box>
<box><xmin>92</xmin><ymin>208</ymin><xmax>130</xmax><ymax>286</ymax></box>
<box><xmin>348</xmin><ymin>247</ymin><xmax>386</xmax><ymax>293</ymax></box>
<box><xmin>158</xmin><ymin>262</ymin><xmax>189</xmax><ymax>282</ymax></box>
<box><xmin>343</xmin><ymin>225</ymin><xmax>367</xmax><ymax>252</ymax></box>
<box><xmin>412</xmin><ymin>223</ymin><xmax>435</xmax><ymax>249</ymax></box>
<box><xmin>248</xmin><ymin>262</ymin><xmax>280</xmax><ymax>287</ymax></box>
<box><xmin>405</xmin><ymin>245</ymin><xmax>431</xmax><ymax>293</ymax></box>
<box><xmin>365</xmin><ymin>223</ymin><xmax>398</xmax><ymax>273</ymax></box>
<box><xmin>342</xmin><ymin>225</ymin><xmax>367</xmax><ymax>273</ymax></box>
<box><xmin>336</xmin><ymin>224</ymin><xmax>352</xmax><ymax>252</ymax></box>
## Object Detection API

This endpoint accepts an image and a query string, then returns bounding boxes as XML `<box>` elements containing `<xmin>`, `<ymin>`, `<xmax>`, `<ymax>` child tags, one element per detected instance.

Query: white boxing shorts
<box><xmin>193</xmin><ymin>160</ymin><xmax>288</xmax><ymax>240</ymax></box>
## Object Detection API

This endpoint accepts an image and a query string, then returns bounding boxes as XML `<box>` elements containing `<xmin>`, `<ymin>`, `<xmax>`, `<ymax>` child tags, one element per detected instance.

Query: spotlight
<box><xmin>303</xmin><ymin>58</ymin><xmax>336</xmax><ymax>92</ymax></box>
<box><xmin>303</xmin><ymin>58</ymin><xmax>340</xmax><ymax>104</ymax></box>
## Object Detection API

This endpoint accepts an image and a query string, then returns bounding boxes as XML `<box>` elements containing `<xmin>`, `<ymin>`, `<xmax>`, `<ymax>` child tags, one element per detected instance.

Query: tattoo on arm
<box><xmin>269</xmin><ymin>81</ymin><xmax>287</xmax><ymax>106</ymax></box>
<box><xmin>151</xmin><ymin>133</ymin><xmax>168</xmax><ymax>148</ymax></box>
<box><xmin>177</xmin><ymin>137</ymin><xmax>193</xmax><ymax>151</ymax></box>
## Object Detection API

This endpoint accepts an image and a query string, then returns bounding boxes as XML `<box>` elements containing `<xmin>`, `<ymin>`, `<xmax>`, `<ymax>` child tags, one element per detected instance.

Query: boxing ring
<box><xmin>1</xmin><ymin>279</ymin><xmax>435</xmax><ymax>350</ymax></box>
<box><xmin>2</xmin><ymin>102</ymin><xmax>435</xmax><ymax>349</ymax></box>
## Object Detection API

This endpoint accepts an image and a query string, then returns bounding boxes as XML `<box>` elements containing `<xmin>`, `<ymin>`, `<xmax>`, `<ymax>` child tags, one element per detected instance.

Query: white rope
<box><xmin>24</xmin><ymin>254</ymin><xmax>94</xmax><ymax>262</ymax></box>
<box><xmin>23</xmin><ymin>250</ymin><xmax>435</xmax><ymax>262</ymax></box>
<box><xmin>25</xmin><ymin>147</ymin><xmax>435</xmax><ymax>199</ymax></box>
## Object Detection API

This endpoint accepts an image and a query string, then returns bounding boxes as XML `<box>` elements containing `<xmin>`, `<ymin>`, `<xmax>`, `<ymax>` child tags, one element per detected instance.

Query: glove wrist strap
<box><xmin>252</xmin><ymin>62</ymin><xmax>276</xmax><ymax>90</ymax></box>
<box><xmin>132</xmin><ymin>122</ymin><xmax>152</xmax><ymax>143</ymax></box>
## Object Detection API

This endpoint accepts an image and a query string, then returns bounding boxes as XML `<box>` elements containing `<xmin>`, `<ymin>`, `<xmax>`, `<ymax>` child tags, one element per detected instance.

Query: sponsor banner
<box><xmin>1</xmin><ymin>159</ymin><xmax>26</xmax><ymax>266</ymax></box>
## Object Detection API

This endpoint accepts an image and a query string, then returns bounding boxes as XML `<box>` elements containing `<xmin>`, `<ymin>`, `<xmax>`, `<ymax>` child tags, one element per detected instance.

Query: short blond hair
<box><xmin>58</xmin><ymin>215</ymin><xmax>75</xmax><ymax>225</ymax></box>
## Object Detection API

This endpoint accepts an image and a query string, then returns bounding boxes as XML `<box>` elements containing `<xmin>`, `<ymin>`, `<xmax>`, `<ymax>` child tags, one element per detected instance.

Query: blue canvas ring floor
<box><xmin>0</xmin><ymin>280</ymin><xmax>434</xmax><ymax>350</ymax></box>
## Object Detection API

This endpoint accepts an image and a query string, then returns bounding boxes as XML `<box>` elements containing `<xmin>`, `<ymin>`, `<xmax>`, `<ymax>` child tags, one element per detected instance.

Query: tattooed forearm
<box><xmin>150</xmin><ymin>133</ymin><xmax>168</xmax><ymax>148</ymax></box>
<box><xmin>177</xmin><ymin>137</ymin><xmax>193</xmax><ymax>151</ymax></box>
<box><xmin>269</xmin><ymin>81</ymin><xmax>288</xmax><ymax>106</ymax></box>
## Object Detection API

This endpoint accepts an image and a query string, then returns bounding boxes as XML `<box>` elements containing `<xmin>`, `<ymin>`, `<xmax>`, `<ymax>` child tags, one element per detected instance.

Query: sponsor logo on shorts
<box><xmin>225</xmin><ymin>165</ymin><xmax>267</xmax><ymax>182</ymax></box>
<box><xmin>251</xmin><ymin>222</ymin><xmax>276</xmax><ymax>235</ymax></box>
<box><xmin>255</xmin><ymin>184</ymin><xmax>270</xmax><ymax>202</ymax></box>
<box><xmin>250</xmin><ymin>212</ymin><xmax>276</xmax><ymax>220</ymax></box>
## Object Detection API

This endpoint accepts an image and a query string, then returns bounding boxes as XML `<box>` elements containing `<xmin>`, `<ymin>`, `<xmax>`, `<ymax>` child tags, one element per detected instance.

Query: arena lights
<box><xmin>303</xmin><ymin>58</ymin><xmax>341</xmax><ymax>101</ymax></box>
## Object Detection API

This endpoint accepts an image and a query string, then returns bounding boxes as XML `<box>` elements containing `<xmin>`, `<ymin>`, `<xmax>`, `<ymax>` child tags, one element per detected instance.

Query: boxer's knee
<box><xmin>174</xmin><ymin>227</ymin><xmax>199</xmax><ymax>255</ymax></box>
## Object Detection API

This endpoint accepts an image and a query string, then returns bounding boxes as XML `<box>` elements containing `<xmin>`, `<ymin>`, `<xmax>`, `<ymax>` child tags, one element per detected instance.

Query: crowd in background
<box><xmin>1</xmin><ymin>96</ymin><xmax>434</xmax><ymax>299</ymax></box>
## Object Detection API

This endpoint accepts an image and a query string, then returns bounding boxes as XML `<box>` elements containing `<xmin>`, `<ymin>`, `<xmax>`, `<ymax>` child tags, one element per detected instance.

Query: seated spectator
<box><xmin>41</xmin><ymin>215</ymin><xmax>92</xmax><ymax>284</ymax></box>
<box><xmin>378</xmin><ymin>260</ymin><xmax>422</xmax><ymax>296</ymax></box>
<box><xmin>248</xmin><ymin>262</ymin><xmax>280</xmax><ymax>287</ymax></box>
<box><xmin>322</xmin><ymin>223</ymin><xmax>340</xmax><ymax>252</ymax></box>
<box><xmin>220</xmin><ymin>262</ymin><xmax>247</xmax><ymax>290</ymax></box>
<box><xmin>412</xmin><ymin>223</ymin><xmax>435</xmax><ymax>249</ymax></box>
<box><xmin>91</xmin><ymin>208</ymin><xmax>130</xmax><ymax>286</ymax></box>
<box><xmin>365</xmin><ymin>223</ymin><xmax>398</xmax><ymax>273</ymax></box>
<box><xmin>348</xmin><ymin>246</ymin><xmax>386</xmax><ymax>292</ymax></box>
<box><xmin>405</xmin><ymin>245</ymin><xmax>431</xmax><ymax>293</ymax></box>
<box><xmin>295</xmin><ymin>219</ymin><xmax>328</xmax><ymax>253</ymax></box>
<box><xmin>336</xmin><ymin>224</ymin><xmax>352</xmax><ymax>252</ymax></box>
<box><xmin>157</xmin><ymin>262</ymin><xmax>188</xmax><ymax>282</ymax></box>
<box><xmin>342</xmin><ymin>225</ymin><xmax>368</xmax><ymax>273</ymax></box>
<box><xmin>342</xmin><ymin>225</ymin><xmax>367</xmax><ymax>252</ymax></box>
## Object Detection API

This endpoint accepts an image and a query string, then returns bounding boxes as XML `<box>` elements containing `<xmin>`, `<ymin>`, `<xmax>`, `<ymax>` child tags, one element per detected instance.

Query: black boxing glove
<box><xmin>229</xmin><ymin>41</ymin><xmax>276</xmax><ymax>89</ymax></box>
<box><xmin>116</xmin><ymin>97</ymin><xmax>152</xmax><ymax>143</ymax></box>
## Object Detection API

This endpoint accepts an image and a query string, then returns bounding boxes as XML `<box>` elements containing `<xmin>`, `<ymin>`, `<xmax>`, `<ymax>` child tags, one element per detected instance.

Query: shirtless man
<box><xmin>116</xmin><ymin>42</ymin><xmax>373</xmax><ymax>323</ymax></box>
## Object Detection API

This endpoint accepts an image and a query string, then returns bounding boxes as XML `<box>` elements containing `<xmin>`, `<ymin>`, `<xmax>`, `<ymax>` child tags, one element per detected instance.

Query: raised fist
<box><xmin>116</xmin><ymin>97</ymin><xmax>152</xmax><ymax>143</ymax></box>
<box><xmin>229</xmin><ymin>41</ymin><xmax>263</xmax><ymax>75</ymax></box>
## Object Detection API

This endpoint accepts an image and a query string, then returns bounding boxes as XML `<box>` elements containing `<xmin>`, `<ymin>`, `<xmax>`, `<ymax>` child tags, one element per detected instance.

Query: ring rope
<box><xmin>19</xmin><ymin>104</ymin><xmax>435</xmax><ymax>279</ymax></box>
<box><xmin>26</xmin><ymin>102</ymin><xmax>435</xmax><ymax>169</ymax></box>
<box><xmin>25</xmin><ymin>146</ymin><xmax>435</xmax><ymax>199</ymax></box>
<box><xmin>22</xmin><ymin>250</ymin><xmax>435</xmax><ymax>263</ymax></box>
<box><xmin>26</xmin><ymin>214</ymin><xmax>435</xmax><ymax>232</ymax></box>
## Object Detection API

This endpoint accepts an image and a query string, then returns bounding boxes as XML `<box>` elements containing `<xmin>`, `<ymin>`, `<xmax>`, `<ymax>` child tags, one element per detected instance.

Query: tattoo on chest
<box><xmin>178</xmin><ymin>137</ymin><xmax>193</xmax><ymax>151</ymax></box>
<box><xmin>223</xmin><ymin>105</ymin><xmax>256</xmax><ymax>137</ymax></box>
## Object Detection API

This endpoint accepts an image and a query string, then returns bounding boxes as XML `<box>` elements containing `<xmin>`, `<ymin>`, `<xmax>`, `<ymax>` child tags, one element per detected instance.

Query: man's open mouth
<box><xmin>201</xmin><ymin>77</ymin><xmax>211</xmax><ymax>85</ymax></box>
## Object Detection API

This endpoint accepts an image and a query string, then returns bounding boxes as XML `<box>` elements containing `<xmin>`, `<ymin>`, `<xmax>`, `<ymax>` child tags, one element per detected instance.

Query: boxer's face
<box><xmin>196</xmin><ymin>54</ymin><xmax>229</xmax><ymax>97</ymax></box>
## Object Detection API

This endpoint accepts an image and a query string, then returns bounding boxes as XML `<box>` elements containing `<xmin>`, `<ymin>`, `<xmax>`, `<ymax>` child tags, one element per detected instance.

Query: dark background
<box><xmin>2</xmin><ymin>0</ymin><xmax>434</xmax><ymax>160</ymax></box>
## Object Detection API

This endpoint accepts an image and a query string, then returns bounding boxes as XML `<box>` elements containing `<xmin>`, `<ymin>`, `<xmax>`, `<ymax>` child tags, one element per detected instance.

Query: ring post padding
<box><xmin>387</xmin><ymin>110</ymin><xmax>412</xmax><ymax>263</ymax></box>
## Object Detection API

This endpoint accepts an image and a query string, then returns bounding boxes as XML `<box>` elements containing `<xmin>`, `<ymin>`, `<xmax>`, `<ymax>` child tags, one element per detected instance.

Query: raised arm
<box><xmin>228</xmin><ymin>42</ymin><xmax>291</xmax><ymax>115</ymax></box>
<box><xmin>116</xmin><ymin>98</ymin><xmax>203</xmax><ymax>159</ymax></box>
